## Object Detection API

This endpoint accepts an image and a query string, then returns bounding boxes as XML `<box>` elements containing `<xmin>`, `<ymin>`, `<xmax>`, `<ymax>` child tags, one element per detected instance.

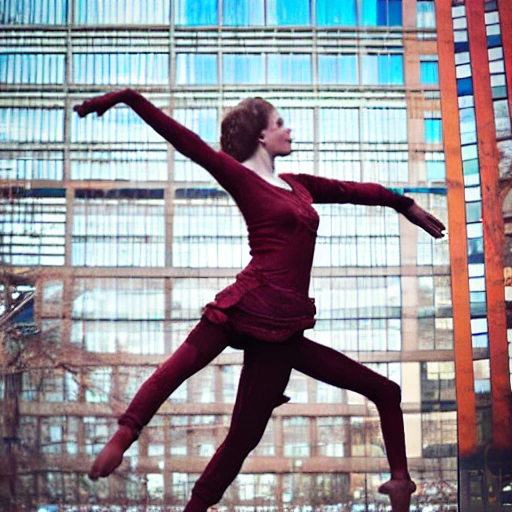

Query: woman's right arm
<box><xmin>75</xmin><ymin>89</ymin><xmax>244</xmax><ymax>195</ymax></box>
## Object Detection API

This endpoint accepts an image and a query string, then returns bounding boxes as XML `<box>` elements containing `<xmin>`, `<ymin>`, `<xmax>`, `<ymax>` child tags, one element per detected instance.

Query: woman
<box><xmin>74</xmin><ymin>89</ymin><xmax>445</xmax><ymax>512</ymax></box>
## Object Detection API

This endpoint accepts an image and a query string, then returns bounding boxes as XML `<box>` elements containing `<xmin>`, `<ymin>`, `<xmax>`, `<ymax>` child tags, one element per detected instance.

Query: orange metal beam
<box><xmin>466</xmin><ymin>0</ymin><xmax>512</xmax><ymax>450</ymax></box>
<box><xmin>436</xmin><ymin>0</ymin><xmax>477</xmax><ymax>457</ymax></box>
<box><xmin>498</xmin><ymin>0</ymin><xmax>512</xmax><ymax>115</ymax></box>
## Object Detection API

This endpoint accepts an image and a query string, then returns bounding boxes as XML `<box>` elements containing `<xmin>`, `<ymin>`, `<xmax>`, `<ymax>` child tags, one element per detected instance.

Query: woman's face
<box><xmin>260</xmin><ymin>110</ymin><xmax>292</xmax><ymax>158</ymax></box>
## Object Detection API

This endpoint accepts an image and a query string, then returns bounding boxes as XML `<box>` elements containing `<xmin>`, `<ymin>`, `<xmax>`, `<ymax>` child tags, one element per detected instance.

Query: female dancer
<box><xmin>74</xmin><ymin>89</ymin><xmax>445</xmax><ymax>512</ymax></box>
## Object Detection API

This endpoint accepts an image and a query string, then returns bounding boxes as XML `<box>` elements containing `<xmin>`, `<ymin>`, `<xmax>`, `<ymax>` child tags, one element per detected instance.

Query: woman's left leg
<box><xmin>290</xmin><ymin>336</ymin><xmax>415</xmax><ymax>512</ymax></box>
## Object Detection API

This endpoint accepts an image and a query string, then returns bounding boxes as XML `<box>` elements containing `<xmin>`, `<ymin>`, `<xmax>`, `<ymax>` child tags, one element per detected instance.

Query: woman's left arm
<box><xmin>289</xmin><ymin>173</ymin><xmax>445</xmax><ymax>238</ymax></box>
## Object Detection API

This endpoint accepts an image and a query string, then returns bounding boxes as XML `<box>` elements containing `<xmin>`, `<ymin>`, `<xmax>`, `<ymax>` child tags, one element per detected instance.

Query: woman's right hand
<box><xmin>403</xmin><ymin>202</ymin><xmax>446</xmax><ymax>239</ymax></box>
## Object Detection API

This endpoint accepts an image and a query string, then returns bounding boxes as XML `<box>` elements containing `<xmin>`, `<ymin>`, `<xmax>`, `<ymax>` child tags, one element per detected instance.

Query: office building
<box><xmin>0</xmin><ymin>0</ymin><xmax>510</xmax><ymax>509</ymax></box>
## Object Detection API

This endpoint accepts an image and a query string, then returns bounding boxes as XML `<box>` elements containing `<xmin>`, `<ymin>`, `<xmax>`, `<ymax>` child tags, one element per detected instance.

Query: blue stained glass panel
<box><xmin>457</xmin><ymin>77</ymin><xmax>473</xmax><ymax>96</ymax></box>
<box><xmin>454</xmin><ymin>41</ymin><xmax>470</xmax><ymax>53</ymax></box>
<box><xmin>487</xmin><ymin>34</ymin><xmax>502</xmax><ymax>47</ymax></box>
<box><xmin>223</xmin><ymin>0</ymin><xmax>264</xmax><ymax>25</ymax></box>
<box><xmin>316</xmin><ymin>0</ymin><xmax>357</xmax><ymax>26</ymax></box>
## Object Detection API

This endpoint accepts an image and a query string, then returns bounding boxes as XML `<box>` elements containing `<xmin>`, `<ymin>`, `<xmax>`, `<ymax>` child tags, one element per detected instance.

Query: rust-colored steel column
<box><xmin>436</xmin><ymin>0</ymin><xmax>477</xmax><ymax>457</ymax></box>
<box><xmin>498</xmin><ymin>0</ymin><xmax>512</xmax><ymax>114</ymax></box>
<box><xmin>466</xmin><ymin>0</ymin><xmax>512</xmax><ymax>450</ymax></box>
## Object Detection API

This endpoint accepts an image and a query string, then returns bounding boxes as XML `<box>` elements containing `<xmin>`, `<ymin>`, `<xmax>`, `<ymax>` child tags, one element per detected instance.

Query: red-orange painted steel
<box><xmin>436</xmin><ymin>0</ymin><xmax>477</xmax><ymax>457</ymax></box>
<box><xmin>466</xmin><ymin>0</ymin><xmax>512</xmax><ymax>450</ymax></box>
<box><xmin>498</xmin><ymin>0</ymin><xmax>512</xmax><ymax>116</ymax></box>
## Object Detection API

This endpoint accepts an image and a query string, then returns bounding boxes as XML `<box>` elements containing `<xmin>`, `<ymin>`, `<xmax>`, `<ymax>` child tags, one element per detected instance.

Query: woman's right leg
<box><xmin>183</xmin><ymin>339</ymin><xmax>295</xmax><ymax>512</ymax></box>
<box><xmin>88</xmin><ymin>319</ymin><xmax>230</xmax><ymax>480</ymax></box>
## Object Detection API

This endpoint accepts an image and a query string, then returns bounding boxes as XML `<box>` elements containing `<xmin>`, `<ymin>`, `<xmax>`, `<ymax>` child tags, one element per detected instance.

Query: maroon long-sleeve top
<box><xmin>162</xmin><ymin>115</ymin><xmax>414</xmax><ymax>342</ymax></box>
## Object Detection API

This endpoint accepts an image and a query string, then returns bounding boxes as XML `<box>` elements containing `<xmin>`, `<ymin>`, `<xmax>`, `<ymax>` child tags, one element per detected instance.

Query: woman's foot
<box><xmin>378</xmin><ymin>479</ymin><xmax>416</xmax><ymax>512</ymax></box>
<box><xmin>73</xmin><ymin>90</ymin><xmax>129</xmax><ymax>118</ymax></box>
<box><xmin>88</xmin><ymin>424</ymin><xmax>138</xmax><ymax>480</ymax></box>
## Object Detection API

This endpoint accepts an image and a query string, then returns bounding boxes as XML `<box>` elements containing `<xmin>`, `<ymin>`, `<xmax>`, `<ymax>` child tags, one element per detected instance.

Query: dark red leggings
<box><xmin>119</xmin><ymin>319</ymin><xmax>409</xmax><ymax>511</ymax></box>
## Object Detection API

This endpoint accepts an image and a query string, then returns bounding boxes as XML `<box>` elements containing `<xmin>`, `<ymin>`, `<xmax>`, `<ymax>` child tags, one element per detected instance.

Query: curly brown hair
<box><xmin>220</xmin><ymin>98</ymin><xmax>276</xmax><ymax>162</ymax></box>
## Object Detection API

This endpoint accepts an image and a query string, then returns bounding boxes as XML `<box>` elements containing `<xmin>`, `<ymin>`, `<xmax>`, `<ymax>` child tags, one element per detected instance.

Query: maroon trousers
<box><xmin>119</xmin><ymin>319</ymin><xmax>408</xmax><ymax>511</ymax></box>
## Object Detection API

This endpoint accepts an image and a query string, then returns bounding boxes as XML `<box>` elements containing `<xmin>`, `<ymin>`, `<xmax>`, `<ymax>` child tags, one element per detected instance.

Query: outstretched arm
<box><xmin>401</xmin><ymin>202</ymin><xmax>445</xmax><ymax>238</ymax></box>
<box><xmin>287</xmin><ymin>173</ymin><xmax>446</xmax><ymax>238</ymax></box>
<box><xmin>74</xmin><ymin>89</ymin><xmax>243</xmax><ymax>194</ymax></box>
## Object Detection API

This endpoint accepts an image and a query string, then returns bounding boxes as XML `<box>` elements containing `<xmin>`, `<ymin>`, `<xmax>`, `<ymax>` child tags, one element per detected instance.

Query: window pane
<box><xmin>73</xmin><ymin>53</ymin><xmax>169</xmax><ymax>85</ymax></box>
<box><xmin>268</xmin><ymin>54</ymin><xmax>312</xmax><ymax>84</ymax></box>
<box><xmin>0</xmin><ymin>151</ymin><xmax>64</xmax><ymax>180</ymax></box>
<box><xmin>318</xmin><ymin>54</ymin><xmax>357</xmax><ymax>85</ymax></box>
<box><xmin>176</xmin><ymin>54</ymin><xmax>218</xmax><ymax>85</ymax></box>
<box><xmin>175</xmin><ymin>0</ymin><xmax>217</xmax><ymax>25</ymax></box>
<box><xmin>426</xmin><ymin>160</ymin><xmax>445</xmax><ymax>181</ymax></box>
<box><xmin>318</xmin><ymin>108</ymin><xmax>359</xmax><ymax>142</ymax></box>
<box><xmin>388</xmin><ymin>0</ymin><xmax>402</xmax><ymax>25</ymax></box>
<box><xmin>223</xmin><ymin>0</ymin><xmax>264</xmax><ymax>25</ymax></box>
<box><xmin>223</xmin><ymin>54</ymin><xmax>265</xmax><ymax>84</ymax></box>
<box><xmin>74</xmin><ymin>0</ymin><xmax>170</xmax><ymax>24</ymax></box>
<box><xmin>0</xmin><ymin>192</ymin><xmax>66</xmax><ymax>266</ymax></box>
<box><xmin>0</xmin><ymin>108</ymin><xmax>64</xmax><ymax>142</ymax></box>
<box><xmin>420</xmin><ymin>59</ymin><xmax>439</xmax><ymax>85</ymax></box>
<box><xmin>456</xmin><ymin>77</ymin><xmax>473</xmax><ymax>96</ymax></box>
<box><xmin>174</xmin><ymin>108</ymin><xmax>218</xmax><ymax>143</ymax></box>
<box><xmin>362</xmin><ymin>0</ymin><xmax>402</xmax><ymax>26</ymax></box>
<box><xmin>362</xmin><ymin>54</ymin><xmax>403</xmax><ymax>85</ymax></box>
<box><xmin>1</xmin><ymin>0</ymin><xmax>67</xmax><ymax>24</ymax></box>
<box><xmin>72</xmin><ymin>193</ymin><xmax>165</xmax><ymax>267</ymax></box>
<box><xmin>71</xmin><ymin>150</ymin><xmax>168</xmax><ymax>181</ymax></box>
<box><xmin>361</xmin><ymin>108</ymin><xmax>407</xmax><ymax>143</ymax></box>
<box><xmin>0</xmin><ymin>54</ymin><xmax>65</xmax><ymax>84</ymax></box>
<box><xmin>361</xmin><ymin>0</ymin><xmax>378</xmax><ymax>25</ymax></box>
<box><xmin>172</xmin><ymin>203</ymin><xmax>249</xmax><ymax>268</ymax></box>
<box><xmin>316</xmin><ymin>0</ymin><xmax>356</xmax><ymax>26</ymax></box>
<box><xmin>267</xmin><ymin>0</ymin><xmax>310</xmax><ymax>25</ymax></box>
<box><xmin>71</xmin><ymin>104</ymin><xmax>166</xmax><ymax>144</ymax></box>
<box><xmin>424</xmin><ymin>119</ymin><xmax>442</xmax><ymax>143</ymax></box>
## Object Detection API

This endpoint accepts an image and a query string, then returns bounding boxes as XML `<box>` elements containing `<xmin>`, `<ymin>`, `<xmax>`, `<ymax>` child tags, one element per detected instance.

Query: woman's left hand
<box><xmin>403</xmin><ymin>202</ymin><xmax>446</xmax><ymax>238</ymax></box>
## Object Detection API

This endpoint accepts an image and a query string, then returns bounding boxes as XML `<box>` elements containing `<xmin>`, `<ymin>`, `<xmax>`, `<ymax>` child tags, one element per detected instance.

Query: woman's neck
<box><xmin>242</xmin><ymin>146</ymin><xmax>275</xmax><ymax>179</ymax></box>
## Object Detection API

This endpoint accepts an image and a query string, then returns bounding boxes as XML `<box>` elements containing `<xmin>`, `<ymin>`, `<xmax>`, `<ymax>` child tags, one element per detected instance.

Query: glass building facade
<box><xmin>1</xmin><ymin>0</ymin><xmax>509</xmax><ymax>510</ymax></box>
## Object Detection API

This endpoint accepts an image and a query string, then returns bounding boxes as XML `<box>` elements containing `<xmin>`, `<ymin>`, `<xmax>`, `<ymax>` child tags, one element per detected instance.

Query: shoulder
<box><xmin>279</xmin><ymin>173</ymin><xmax>314</xmax><ymax>200</ymax></box>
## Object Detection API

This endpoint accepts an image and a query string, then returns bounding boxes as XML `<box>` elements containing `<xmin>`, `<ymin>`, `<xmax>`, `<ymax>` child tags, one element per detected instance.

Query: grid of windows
<box><xmin>0</xmin><ymin>0</ymin><xmax>459</xmax><ymax>509</ymax></box>
<box><xmin>0</xmin><ymin>0</ymin><xmax>405</xmax><ymax>27</ymax></box>
<box><xmin>0</xmin><ymin>189</ymin><xmax>66</xmax><ymax>265</ymax></box>
<box><xmin>451</xmin><ymin>4</ymin><xmax>491</xmax><ymax>416</ymax></box>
